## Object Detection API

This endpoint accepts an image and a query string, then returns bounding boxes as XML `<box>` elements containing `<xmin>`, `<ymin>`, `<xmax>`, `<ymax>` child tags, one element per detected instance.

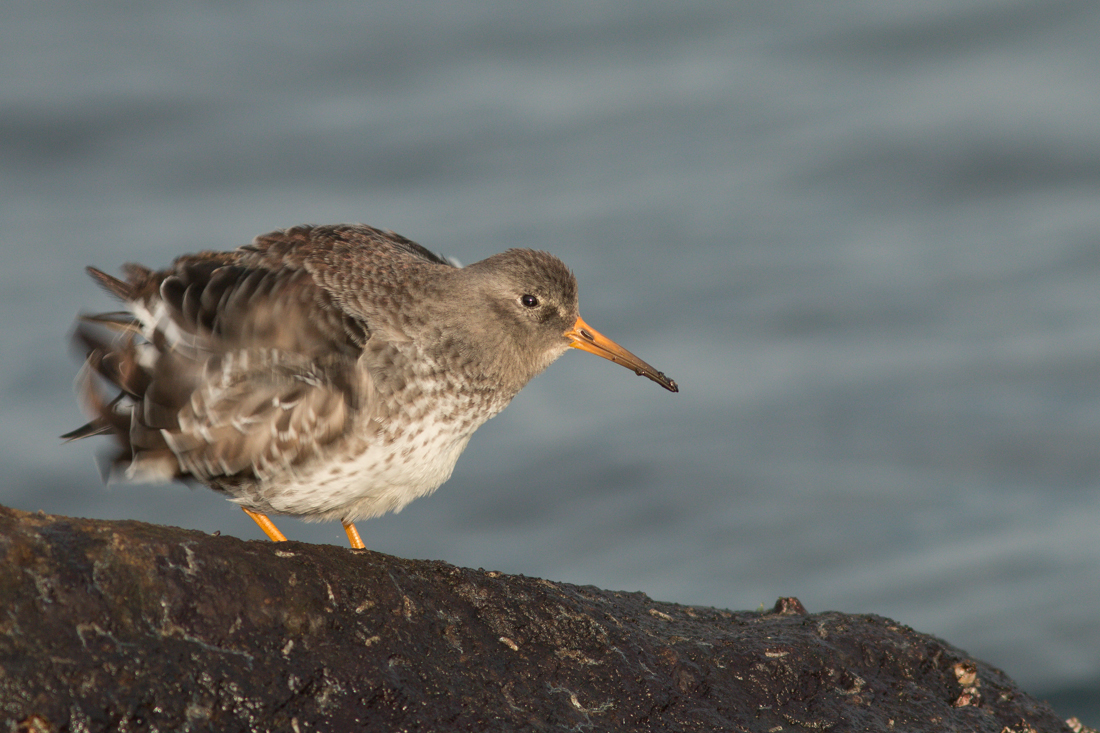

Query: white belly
<box><xmin>242</xmin><ymin>418</ymin><xmax>477</xmax><ymax>523</ymax></box>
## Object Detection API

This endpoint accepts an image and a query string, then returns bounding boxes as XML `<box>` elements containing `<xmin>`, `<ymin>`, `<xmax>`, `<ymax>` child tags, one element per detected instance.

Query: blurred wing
<box><xmin>67</xmin><ymin>251</ymin><xmax>372</xmax><ymax>486</ymax></box>
<box><xmin>162</xmin><ymin>349</ymin><xmax>365</xmax><ymax>484</ymax></box>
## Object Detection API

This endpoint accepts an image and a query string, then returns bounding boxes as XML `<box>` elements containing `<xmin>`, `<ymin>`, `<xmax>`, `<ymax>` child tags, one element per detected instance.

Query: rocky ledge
<box><xmin>0</xmin><ymin>504</ymin><xmax>1084</xmax><ymax>732</ymax></box>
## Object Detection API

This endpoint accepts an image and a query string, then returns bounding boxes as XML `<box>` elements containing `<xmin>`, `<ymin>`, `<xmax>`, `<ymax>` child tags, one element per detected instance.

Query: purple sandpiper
<box><xmin>64</xmin><ymin>224</ymin><xmax>678</xmax><ymax>547</ymax></box>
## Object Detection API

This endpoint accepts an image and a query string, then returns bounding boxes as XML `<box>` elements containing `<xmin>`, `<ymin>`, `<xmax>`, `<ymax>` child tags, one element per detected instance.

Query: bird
<box><xmin>64</xmin><ymin>223</ymin><xmax>678</xmax><ymax>548</ymax></box>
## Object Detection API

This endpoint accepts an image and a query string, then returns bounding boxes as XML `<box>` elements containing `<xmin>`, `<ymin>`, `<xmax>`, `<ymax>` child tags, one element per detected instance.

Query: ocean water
<box><xmin>2</xmin><ymin>0</ymin><xmax>1098</xmax><ymax>722</ymax></box>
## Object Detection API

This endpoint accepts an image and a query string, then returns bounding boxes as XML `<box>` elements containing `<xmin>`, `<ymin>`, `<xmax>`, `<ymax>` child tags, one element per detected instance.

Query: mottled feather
<box><xmin>66</xmin><ymin>223</ymin><xmax>675</xmax><ymax>532</ymax></box>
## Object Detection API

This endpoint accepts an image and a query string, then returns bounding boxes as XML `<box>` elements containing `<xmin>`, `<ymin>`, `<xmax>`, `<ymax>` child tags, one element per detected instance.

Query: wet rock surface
<box><xmin>0</xmin><ymin>504</ymin><xmax>1078</xmax><ymax>732</ymax></box>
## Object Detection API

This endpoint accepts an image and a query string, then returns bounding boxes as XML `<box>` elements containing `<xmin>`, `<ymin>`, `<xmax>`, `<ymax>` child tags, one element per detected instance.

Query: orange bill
<box><xmin>565</xmin><ymin>315</ymin><xmax>678</xmax><ymax>392</ymax></box>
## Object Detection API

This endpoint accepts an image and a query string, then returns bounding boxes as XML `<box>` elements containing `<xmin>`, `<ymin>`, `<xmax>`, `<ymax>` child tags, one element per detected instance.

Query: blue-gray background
<box><xmin>3</xmin><ymin>1</ymin><xmax>1098</xmax><ymax>722</ymax></box>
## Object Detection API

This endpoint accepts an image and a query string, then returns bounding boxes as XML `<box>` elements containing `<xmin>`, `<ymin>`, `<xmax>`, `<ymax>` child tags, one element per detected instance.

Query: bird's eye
<box><xmin>520</xmin><ymin>294</ymin><xmax>539</xmax><ymax>308</ymax></box>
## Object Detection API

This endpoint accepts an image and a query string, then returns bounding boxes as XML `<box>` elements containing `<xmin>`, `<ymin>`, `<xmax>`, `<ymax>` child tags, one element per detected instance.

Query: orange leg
<box><xmin>343</xmin><ymin>521</ymin><xmax>365</xmax><ymax>549</ymax></box>
<box><xmin>242</xmin><ymin>507</ymin><xmax>288</xmax><ymax>542</ymax></box>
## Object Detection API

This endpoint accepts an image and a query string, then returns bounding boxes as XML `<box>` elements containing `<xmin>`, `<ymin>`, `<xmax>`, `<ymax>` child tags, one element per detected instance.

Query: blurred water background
<box><xmin>3</xmin><ymin>0</ymin><xmax>1098</xmax><ymax>722</ymax></box>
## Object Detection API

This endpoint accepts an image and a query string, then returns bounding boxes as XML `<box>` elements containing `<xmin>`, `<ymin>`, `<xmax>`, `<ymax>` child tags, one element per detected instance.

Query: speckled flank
<box><xmin>248</xmin><ymin>346</ymin><xmax>510</xmax><ymax>522</ymax></box>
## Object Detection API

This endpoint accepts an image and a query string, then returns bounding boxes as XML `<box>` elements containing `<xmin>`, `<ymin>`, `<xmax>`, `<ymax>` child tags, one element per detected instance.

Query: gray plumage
<box><xmin>66</xmin><ymin>223</ymin><xmax>676</xmax><ymax>539</ymax></box>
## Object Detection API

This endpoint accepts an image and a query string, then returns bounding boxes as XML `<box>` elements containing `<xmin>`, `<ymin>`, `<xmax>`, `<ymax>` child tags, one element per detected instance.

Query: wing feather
<box><xmin>66</xmin><ymin>234</ymin><xmax>377</xmax><ymax>489</ymax></box>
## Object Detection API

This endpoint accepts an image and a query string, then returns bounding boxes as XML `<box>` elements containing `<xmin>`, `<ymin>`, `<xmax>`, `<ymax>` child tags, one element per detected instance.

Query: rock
<box><xmin>0</xmin><ymin>504</ymin><xmax>1079</xmax><ymax>732</ymax></box>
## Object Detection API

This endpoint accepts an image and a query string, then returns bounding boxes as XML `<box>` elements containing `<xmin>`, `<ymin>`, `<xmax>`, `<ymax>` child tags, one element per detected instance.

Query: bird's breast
<box><xmin>253</xmin><ymin>362</ymin><xmax>507</xmax><ymax>523</ymax></box>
